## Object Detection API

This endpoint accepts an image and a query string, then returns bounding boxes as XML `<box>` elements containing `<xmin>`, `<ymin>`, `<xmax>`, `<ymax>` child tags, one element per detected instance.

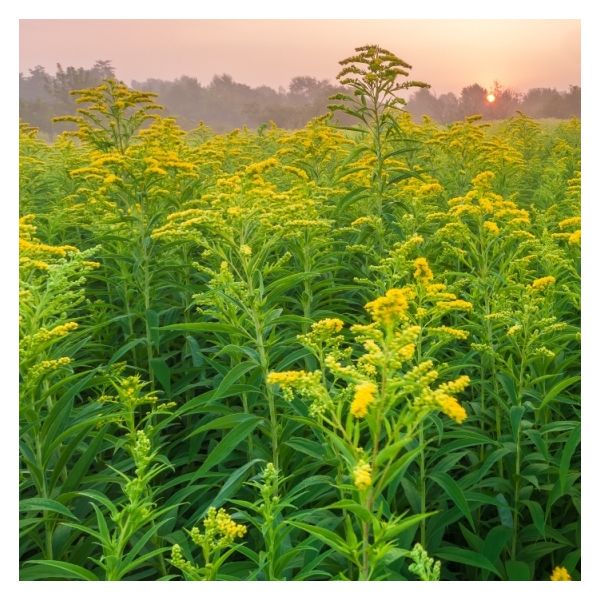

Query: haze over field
<box><xmin>20</xmin><ymin>20</ymin><xmax>580</xmax><ymax>94</ymax></box>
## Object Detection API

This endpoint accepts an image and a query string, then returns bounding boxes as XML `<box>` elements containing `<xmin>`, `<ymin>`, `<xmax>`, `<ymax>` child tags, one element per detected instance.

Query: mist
<box><xmin>19</xmin><ymin>61</ymin><xmax>581</xmax><ymax>137</ymax></box>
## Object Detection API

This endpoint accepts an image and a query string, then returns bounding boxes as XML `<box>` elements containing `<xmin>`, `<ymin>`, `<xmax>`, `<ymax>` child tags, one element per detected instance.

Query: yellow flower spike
<box><xmin>436</xmin><ymin>393</ymin><xmax>468</xmax><ymax>424</ymax></box>
<box><xmin>531</xmin><ymin>276</ymin><xmax>556</xmax><ymax>291</ymax></box>
<box><xmin>483</xmin><ymin>221</ymin><xmax>500</xmax><ymax>235</ymax></box>
<box><xmin>568</xmin><ymin>230</ymin><xmax>581</xmax><ymax>246</ymax></box>
<box><xmin>550</xmin><ymin>566</ymin><xmax>571</xmax><ymax>581</ymax></box>
<box><xmin>430</xmin><ymin>326</ymin><xmax>469</xmax><ymax>340</ymax></box>
<box><xmin>436</xmin><ymin>299</ymin><xmax>473</xmax><ymax>312</ymax></box>
<box><xmin>353</xmin><ymin>460</ymin><xmax>372</xmax><ymax>491</ymax></box>
<box><xmin>413</xmin><ymin>257</ymin><xmax>433</xmax><ymax>283</ymax></box>
<box><xmin>365</xmin><ymin>288</ymin><xmax>410</xmax><ymax>326</ymax></box>
<box><xmin>311</xmin><ymin>318</ymin><xmax>344</xmax><ymax>335</ymax></box>
<box><xmin>350</xmin><ymin>381</ymin><xmax>377</xmax><ymax>418</ymax></box>
<box><xmin>558</xmin><ymin>216</ymin><xmax>581</xmax><ymax>230</ymax></box>
<box><xmin>266</xmin><ymin>371</ymin><xmax>308</xmax><ymax>386</ymax></box>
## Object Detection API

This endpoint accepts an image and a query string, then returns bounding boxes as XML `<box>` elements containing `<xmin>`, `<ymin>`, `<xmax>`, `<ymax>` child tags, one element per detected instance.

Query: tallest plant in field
<box><xmin>329</xmin><ymin>45</ymin><xmax>430</xmax><ymax>217</ymax></box>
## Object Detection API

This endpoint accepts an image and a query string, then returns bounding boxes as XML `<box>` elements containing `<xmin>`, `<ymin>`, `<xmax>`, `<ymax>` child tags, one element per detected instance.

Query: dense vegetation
<box><xmin>19</xmin><ymin>46</ymin><xmax>580</xmax><ymax>581</ymax></box>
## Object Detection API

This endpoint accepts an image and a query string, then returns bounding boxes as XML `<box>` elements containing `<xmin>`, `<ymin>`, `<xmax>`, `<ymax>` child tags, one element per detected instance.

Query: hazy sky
<box><xmin>19</xmin><ymin>20</ymin><xmax>580</xmax><ymax>94</ymax></box>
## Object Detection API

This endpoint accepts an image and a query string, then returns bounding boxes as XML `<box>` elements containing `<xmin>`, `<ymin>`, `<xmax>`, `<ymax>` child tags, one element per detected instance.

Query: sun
<box><xmin>486</xmin><ymin>93</ymin><xmax>496</xmax><ymax>103</ymax></box>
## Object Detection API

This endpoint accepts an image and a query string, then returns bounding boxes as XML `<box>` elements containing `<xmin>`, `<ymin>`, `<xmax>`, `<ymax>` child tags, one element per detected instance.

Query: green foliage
<box><xmin>19</xmin><ymin>62</ymin><xmax>580</xmax><ymax>582</ymax></box>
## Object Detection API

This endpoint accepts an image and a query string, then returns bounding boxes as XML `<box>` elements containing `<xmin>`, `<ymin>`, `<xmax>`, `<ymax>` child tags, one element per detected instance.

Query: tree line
<box><xmin>20</xmin><ymin>61</ymin><xmax>581</xmax><ymax>137</ymax></box>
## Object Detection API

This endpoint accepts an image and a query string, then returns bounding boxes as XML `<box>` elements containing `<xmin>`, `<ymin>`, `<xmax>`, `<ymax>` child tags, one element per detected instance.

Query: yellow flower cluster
<box><xmin>438</xmin><ymin>375</ymin><xmax>471</xmax><ymax>394</ymax></box>
<box><xmin>20</xmin><ymin>237</ymin><xmax>77</xmax><ymax>258</ymax></box>
<box><xmin>190</xmin><ymin>507</ymin><xmax>247</xmax><ymax>550</ymax></box>
<box><xmin>430</xmin><ymin>326</ymin><xmax>469</xmax><ymax>340</ymax></box>
<box><xmin>350</xmin><ymin>381</ymin><xmax>378</xmax><ymax>418</ymax></box>
<box><xmin>351</xmin><ymin>216</ymin><xmax>382</xmax><ymax>228</ymax></box>
<box><xmin>365</xmin><ymin>288</ymin><xmax>411</xmax><ymax>326</ymax></box>
<box><xmin>34</xmin><ymin>322</ymin><xmax>79</xmax><ymax>342</ymax></box>
<box><xmin>353</xmin><ymin>460</ymin><xmax>372</xmax><ymax>491</ymax></box>
<box><xmin>412</xmin><ymin>373</ymin><xmax>469</xmax><ymax>424</ymax></box>
<box><xmin>245</xmin><ymin>157</ymin><xmax>278</xmax><ymax>176</ymax></box>
<box><xmin>311</xmin><ymin>318</ymin><xmax>344</xmax><ymax>335</ymax></box>
<box><xmin>568</xmin><ymin>230</ymin><xmax>581</xmax><ymax>246</ymax></box>
<box><xmin>436</xmin><ymin>299</ymin><xmax>473</xmax><ymax>312</ymax></box>
<box><xmin>266</xmin><ymin>370</ymin><xmax>329</xmax><ymax>414</ymax></box>
<box><xmin>550</xmin><ymin>566</ymin><xmax>571</xmax><ymax>581</ymax></box>
<box><xmin>558</xmin><ymin>216</ymin><xmax>581</xmax><ymax>229</ymax></box>
<box><xmin>413</xmin><ymin>257</ymin><xmax>433</xmax><ymax>283</ymax></box>
<box><xmin>29</xmin><ymin>357</ymin><xmax>72</xmax><ymax>379</ymax></box>
<box><xmin>266</xmin><ymin>370</ymin><xmax>310</xmax><ymax>386</ymax></box>
<box><xmin>531</xmin><ymin>276</ymin><xmax>556</xmax><ymax>291</ymax></box>
<box><xmin>436</xmin><ymin>394</ymin><xmax>468</xmax><ymax>424</ymax></box>
<box><xmin>483</xmin><ymin>220</ymin><xmax>500</xmax><ymax>235</ymax></box>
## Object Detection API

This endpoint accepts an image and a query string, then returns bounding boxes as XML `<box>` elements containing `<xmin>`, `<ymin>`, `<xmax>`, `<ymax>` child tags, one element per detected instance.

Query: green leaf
<box><xmin>286</xmin><ymin>521</ymin><xmax>356</xmax><ymax>563</ymax></box>
<box><xmin>510</xmin><ymin>405</ymin><xmax>525</xmax><ymax>442</ymax></box>
<box><xmin>285</xmin><ymin>437</ymin><xmax>327</xmax><ymax>460</ymax></box>
<box><xmin>146</xmin><ymin>308</ymin><xmax>160</xmax><ymax>348</ymax></box>
<box><xmin>380</xmin><ymin>511</ymin><xmax>436</xmax><ymax>542</ymax></box>
<box><xmin>559</xmin><ymin>423</ymin><xmax>580</xmax><ymax>494</ymax></box>
<box><xmin>538</xmin><ymin>375</ymin><xmax>580</xmax><ymax>410</ymax></box>
<box><xmin>188</xmin><ymin>416</ymin><xmax>263</xmax><ymax>482</ymax></box>
<box><xmin>522</xmin><ymin>500</ymin><xmax>546</xmax><ymax>536</ymax></box>
<box><xmin>161</xmin><ymin>322</ymin><xmax>241</xmax><ymax>335</ymax></box>
<box><xmin>187</xmin><ymin>412</ymin><xmax>259</xmax><ymax>438</ymax></box>
<box><xmin>150</xmin><ymin>357</ymin><xmax>171</xmax><ymax>396</ymax></box>
<box><xmin>495</xmin><ymin>493</ymin><xmax>514</xmax><ymax>528</ymax></box>
<box><xmin>504</xmin><ymin>560</ymin><xmax>531</xmax><ymax>581</ymax></box>
<box><xmin>325</xmin><ymin>500</ymin><xmax>372</xmax><ymax>523</ymax></box>
<box><xmin>482</xmin><ymin>526</ymin><xmax>512</xmax><ymax>564</ymax></box>
<box><xmin>24</xmin><ymin>560</ymin><xmax>98</xmax><ymax>581</ymax></box>
<box><xmin>429</xmin><ymin>472</ymin><xmax>475</xmax><ymax>530</ymax></box>
<box><xmin>436</xmin><ymin>546</ymin><xmax>502</xmax><ymax>577</ymax></box>
<box><xmin>19</xmin><ymin>498</ymin><xmax>77</xmax><ymax>521</ymax></box>
<box><xmin>209</xmin><ymin>458</ymin><xmax>263</xmax><ymax>509</ymax></box>
<box><xmin>211</xmin><ymin>362</ymin><xmax>258</xmax><ymax>402</ymax></box>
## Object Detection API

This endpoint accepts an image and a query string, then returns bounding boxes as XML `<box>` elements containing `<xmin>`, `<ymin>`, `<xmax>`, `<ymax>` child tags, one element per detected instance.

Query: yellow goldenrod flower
<box><xmin>438</xmin><ymin>375</ymin><xmax>470</xmax><ymax>394</ymax></box>
<box><xmin>550</xmin><ymin>566</ymin><xmax>571</xmax><ymax>581</ymax></box>
<box><xmin>365</xmin><ymin>288</ymin><xmax>410</xmax><ymax>326</ymax></box>
<box><xmin>266</xmin><ymin>371</ymin><xmax>308</xmax><ymax>385</ymax></box>
<box><xmin>353</xmin><ymin>460</ymin><xmax>372</xmax><ymax>490</ymax></box>
<box><xmin>558</xmin><ymin>216</ymin><xmax>581</xmax><ymax>230</ymax></box>
<box><xmin>311</xmin><ymin>318</ymin><xmax>344</xmax><ymax>335</ymax></box>
<box><xmin>531</xmin><ymin>276</ymin><xmax>556</xmax><ymax>291</ymax></box>
<box><xmin>507</xmin><ymin>324</ymin><xmax>523</xmax><ymax>336</ymax></box>
<box><xmin>436</xmin><ymin>299</ymin><xmax>473</xmax><ymax>312</ymax></box>
<box><xmin>413</xmin><ymin>257</ymin><xmax>433</xmax><ymax>283</ymax></box>
<box><xmin>350</xmin><ymin>381</ymin><xmax>377</xmax><ymax>418</ymax></box>
<box><xmin>483</xmin><ymin>221</ymin><xmax>500</xmax><ymax>235</ymax></box>
<box><xmin>430</xmin><ymin>326</ymin><xmax>469</xmax><ymax>340</ymax></box>
<box><xmin>568</xmin><ymin>230</ymin><xmax>581</xmax><ymax>246</ymax></box>
<box><xmin>436</xmin><ymin>393</ymin><xmax>467</xmax><ymax>424</ymax></box>
<box><xmin>240</xmin><ymin>244</ymin><xmax>252</xmax><ymax>257</ymax></box>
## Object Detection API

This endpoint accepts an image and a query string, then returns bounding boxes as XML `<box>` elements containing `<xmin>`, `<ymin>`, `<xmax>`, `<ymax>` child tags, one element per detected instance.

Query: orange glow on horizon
<box><xmin>19</xmin><ymin>20</ymin><xmax>581</xmax><ymax>94</ymax></box>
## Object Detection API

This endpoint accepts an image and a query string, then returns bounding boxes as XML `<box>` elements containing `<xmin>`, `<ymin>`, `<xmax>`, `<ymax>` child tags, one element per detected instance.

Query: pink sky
<box><xmin>19</xmin><ymin>20</ymin><xmax>580</xmax><ymax>94</ymax></box>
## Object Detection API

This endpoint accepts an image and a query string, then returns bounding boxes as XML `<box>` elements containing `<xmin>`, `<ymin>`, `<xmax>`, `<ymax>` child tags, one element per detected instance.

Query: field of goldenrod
<box><xmin>19</xmin><ymin>47</ymin><xmax>580</xmax><ymax>582</ymax></box>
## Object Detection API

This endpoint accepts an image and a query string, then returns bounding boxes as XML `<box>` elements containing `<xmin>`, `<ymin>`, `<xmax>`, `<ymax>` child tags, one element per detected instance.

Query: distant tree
<box><xmin>406</xmin><ymin>88</ymin><xmax>441</xmax><ymax>121</ymax></box>
<box><xmin>437</xmin><ymin>92</ymin><xmax>460</xmax><ymax>123</ymax></box>
<box><xmin>459</xmin><ymin>84</ymin><xmax>487</xmax><ymax>117</ymax></box>
<box><xmin>521</xmin><ymin>87</ymin><xmax>565</xmax><ymax>118</ymax></box>
<box><xmin>18</xmin><ymin>59</ymin><xmax>581</xmax><ymax>135</ymax></box>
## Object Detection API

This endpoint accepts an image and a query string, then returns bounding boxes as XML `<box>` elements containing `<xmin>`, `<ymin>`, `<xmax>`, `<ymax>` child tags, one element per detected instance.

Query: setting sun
<box><xmin>486</xmin><ymin>93</ymin><xmax>496</xmax><ymax>103</ymax></box>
